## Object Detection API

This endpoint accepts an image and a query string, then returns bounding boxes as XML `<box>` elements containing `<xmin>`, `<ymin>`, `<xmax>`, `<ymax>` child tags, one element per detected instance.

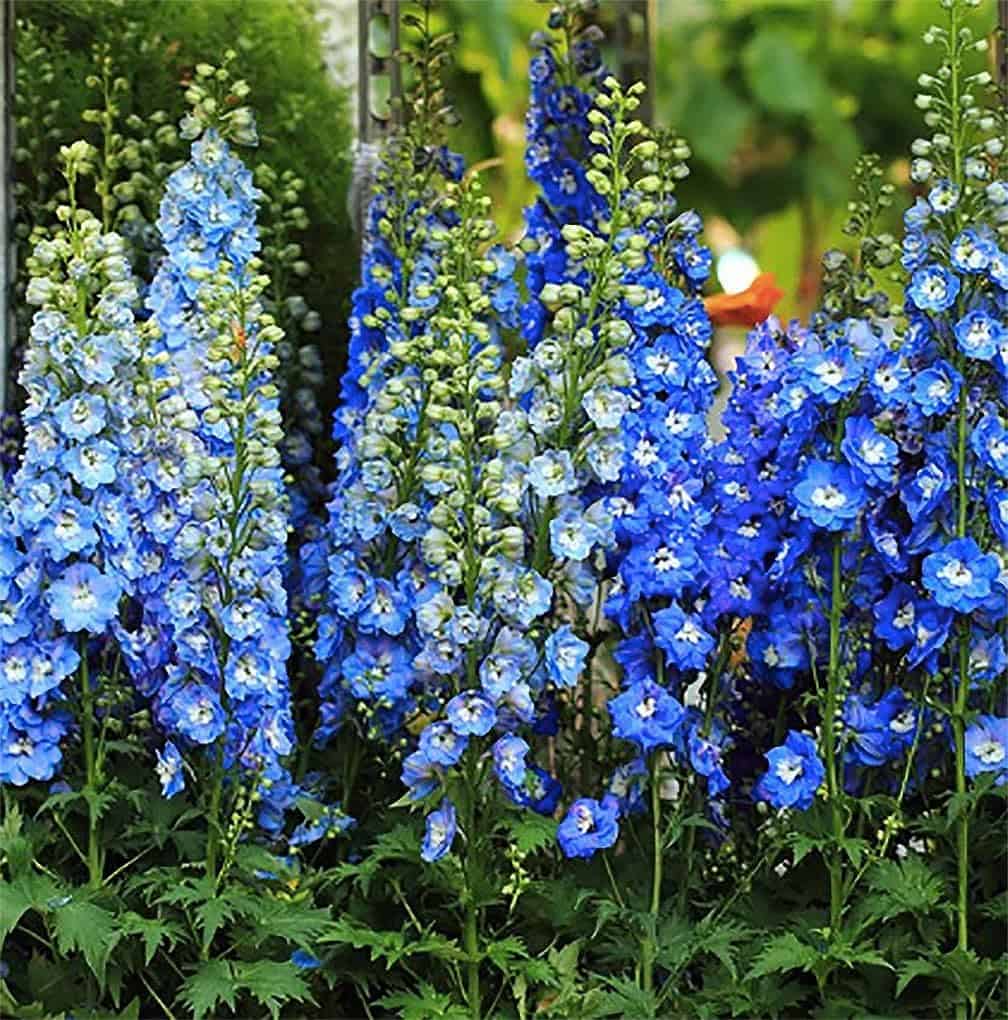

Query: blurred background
<box><xmin>428</xmin><ymin>0</ymin><xmax>1000</xmax><ymax>322</ymax></box>
<box><xmin>7</xmin><ymin>0</ymin><xmax>1002</xmax><ymax>444</ymax></box>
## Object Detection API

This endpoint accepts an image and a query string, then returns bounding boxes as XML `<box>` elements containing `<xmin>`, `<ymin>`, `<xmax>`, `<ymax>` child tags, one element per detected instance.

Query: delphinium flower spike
<box><xmin>119</xmin><ymin>59</ymin><xmax>316</xmax><ymax>866</ymax></box>
<box><xmin>860</xmin><ymin>0</ymin><xmax>1007</xmax><ymax>978</ymax></box>
<box><xmin>0</xmin><ymin>141</ymin><xmax>148</xmax><ymax>885</ymax></box>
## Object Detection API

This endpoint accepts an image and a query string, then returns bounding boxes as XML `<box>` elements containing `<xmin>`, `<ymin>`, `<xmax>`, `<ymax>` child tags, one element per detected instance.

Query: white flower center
<box><xmin>860</xmin><ymin>437</ymin><xmax>888</xmax><ymax>465</ymax></box>
<box><xmin>975</xmin><ymin>739</ymin><xmax>1005</xmax><ymax>765</ymax></box>
<box><xmin>814</xmin><ymin>361</ymin><xmax>844</xmax><ymax>386</ymax></box>
<box><xmin>775</xmin><ymin>757</ymin><xmax>803</xmax><ymax>785</ymax></box>
<box><xmin>811</xmin><ymin>484</ymin><xmax>846</xmax><ymax>510</ymax></box>
<box><xmin>189</xmin><ymin>700</ymin><xmax>214</xmax><ymax>726</ymax></box>
<box><xmin>676</xmin><ymin>621</ymin><xmax>704</xmax><ymax>645</ymax></box>
<box><xmin>936</xmin><ymin>559</ymin><xmax>973</xmax><ymax>589</ymax></box>
<box><xmin>71</xmin><ymin>581</ymin><xmax>97</xmax><ymax>611</ymax></box>
<box><xmin>652</xmin><ymin>548</ymin><xmax>681</xmax><ymax>573</ymax></box>
<box><xmin>635</xmin><ymin>696</ymin><xmax>657</xmax><ymax>719</ymax></box>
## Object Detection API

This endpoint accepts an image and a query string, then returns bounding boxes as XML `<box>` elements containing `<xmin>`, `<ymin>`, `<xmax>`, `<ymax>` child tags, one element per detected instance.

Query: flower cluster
<box><xmin>1</xmin><ymin>143</ymin><xmax>145</xmax><ymax>785</ymax></box>
<box><xmin>113</xmin><ymin>72</ymin><xmax>302</xmax><ymax>838</ymax></box>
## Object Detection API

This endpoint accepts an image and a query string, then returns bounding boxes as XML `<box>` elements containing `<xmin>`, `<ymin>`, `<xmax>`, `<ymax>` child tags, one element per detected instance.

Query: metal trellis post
<box><xmin>354</xmin><ymin>0</ymin><xmax>401</xmax><ymax>238</ymax></box>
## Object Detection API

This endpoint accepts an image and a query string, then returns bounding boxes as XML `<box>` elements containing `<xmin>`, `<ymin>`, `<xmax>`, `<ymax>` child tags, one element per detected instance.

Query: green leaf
<box><xmin>742</xmin><ymin>29</ymin><xmax>826</xmax><ymax>117</ymax></box>
<box><xmin>378</xmin><ymin>982</ymin><xmax>470</xmax><ymax>1020</ymax></box>
<box><xmin>675</xmin><ymin>71</ymin><xmax>752</xmax><ymax>171</ymax></box>
<box><xmin>0</xmin><ymin>881</ymin><xmax>34</xmax><ymax>943</ymax></box>
<box><xmin>896</xmin><ymin>957</ymin><xmax>938</xmax><ymax>997</ymax></box>
<box><xmin>865</xmin><ymin>856</ymin><xmax>948</xmax><ymax>923</ymax></box>
<box><xmin>697</xmin><ymin>919</ymin><xmax>751</xmax><ymax>980</ymax></box>
<box><xmin>321</xmin><ymin>916</ymin><xmax>464</xmax><ymax>967</ymax></box>
<box><xmin>508</xmin><ymin>814</ymin><xmax>558</xmax><ymax>855</ymax></box>
<box><xmin>119</xmin><ymin>912</ymin><xmax>182</xmax><ymax>966</ymax></box>
<box><xmin>246</xmin><ymin>901</ymin><xmax>331</xmax><ymax>949</ymax></box>
<box><xmin>746</xmin><ymin>932</ymin><xmax>819</xmax><ymax>980</ymax></box>
<box><xmin>595</xmin><ymin>975</ymin><xmax>656</xmax><ymax>1019</ymax></box>
<box><xmin>195</xmin><ymin>896</ymin><xmax>236</xmax><ymax>953</ymax></box>
<box><xmin>485</xmin><ymin>935</ymin><xmax>528</xmax><ymax>973</ymax></box>
<box><xmin>233</xmin><ymin>960</ymin><xmax>312</xmax><ymax>1020</ymax></box>
<box><xmin>178</xmin><ymin>960</ymin><xmax>236</xmax><ymax>1020</ymax></box>
<box><xmin>51</xmin><ymin>898</ymin><xmax>121</xmax><ymax>984</ymax></box>
<box><xmin>0</xmin><ymin>804</ymin><xmax>34</xmax><ymax>877</ymax></box>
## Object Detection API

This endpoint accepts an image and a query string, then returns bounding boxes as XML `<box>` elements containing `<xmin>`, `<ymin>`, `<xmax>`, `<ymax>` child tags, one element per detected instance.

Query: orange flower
<box><xmin>703</xmin><ymin>272</ymin><xmax>784</xmax><ymax>328</ymax></box>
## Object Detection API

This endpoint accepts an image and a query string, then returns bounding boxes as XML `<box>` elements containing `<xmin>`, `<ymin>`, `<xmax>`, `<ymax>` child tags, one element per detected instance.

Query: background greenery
<box><xmin>437</xmin><ymin>0</ymin><xmax>999</xmax><ymax>319</ymax></box>
<box><xmin>13</xmin><ymin>0</ymin><xmax>355</xmax><ymax>426</ymax></box>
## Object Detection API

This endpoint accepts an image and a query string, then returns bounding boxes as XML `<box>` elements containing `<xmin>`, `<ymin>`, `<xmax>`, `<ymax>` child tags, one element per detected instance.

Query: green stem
<box><xmin>205</xmin><ymin>745</ymin><xmax>224</xmax><ymax>888</ymax></box>
<box><xmin>78</xmin><ymin>645</ymin><xmax>101</xmax><ymax>888</ymax></box>
<box><xmin>953</xmin><ymin>370</ymin><xmax>971</xmax><ymax>1020</ymax></box>
<box><xmin>463</xmin><ymin>892</ymin><xmax>480</xmax><ymax>1020</ymax></box>
<box><xmin>954</xmin><ymin>628</ymin><xmax>970</xmax><ymax>948</ymax></box>
<box><xmin>462</xmin><ymin>765</ymin><xmax>481</xmax><ymax>1020</ymax></box>
<box><xmin>641</xmin><ymin>751</ymin><xmax>662</xmax><ymax>996</ymax></box>
<box><xmin>822</xmin><ymin>534</ymin><xmax>845</xmax><ymax>937</ymax></box>
<box><xmin>680</xmin><ymin>636</ymin><xmax>731</xmax><ymax>915</ymax></box>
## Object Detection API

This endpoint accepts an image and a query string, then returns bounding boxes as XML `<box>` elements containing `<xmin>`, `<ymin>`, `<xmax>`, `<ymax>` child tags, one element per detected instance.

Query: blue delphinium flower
<box><xmin>609</xmin><ymin>680</ymin><xmax>685</xmax><ymax>755</ymax></box>
<box><xmin>907</xmin><ymin>263</ymin><xmax>960</xmax><ymax>312</ymax></box>
<box><xmin>445</xmin><ymin>691</ymin><xmax>497</xmax><ymax>737</ymax></box>
<box><xmin>421</xmin><ymin>799</ymin><xmax>457</xmax><ymax>862</ymax></box>
<box><xmin>557</xmin><ymin>796</ymin><xmax>619</xmax><ymax>859</ymax></box>
<box><xmin>117</xmin><ymin>95</ymin><xmax>302</xmax><ymax>837</ymax></box>
<box><xmin>492</xmin><ymin>735</ymin><xmax>530</xmax><ymax>788</ymax></box>
<box><xmin>290</xmin><ymin>950</ymin><xmax>323</xmax><ymax>971</ymax></box>
<box><xmin>155</xmin><ymin>741</ymin><xmax>186</xmax><ymax>798</ymax></box>
<box><xmin>963</xmin><ymin>716</ymin><xmax>1007</xmax><ymax>786</ymax></box>
<box><xmin>653</xmin><ymin>604</ymin><xmax>716</xmax><ymax>673</ymax></box>
<box><xmin>755</xmin><ymin>731</ymin><xmax>825</xmax><ymax>811</ymax></box>
<box><xmin>922</xmin><ymin>537</ymin><xmax>999</xmax><ymax>614</ymax></box>
<box><xmin>48</xmin><ymin>563</ymin><xmax>122</xmax><ymax>633</ymax></box>
<box><xmin>792</xmin><ymin>459</ymin><xmax>867</xmax><ymax>531</ymax></box>
<box><xmin>544</xmin><ymin>625</ymin><xmax>589</xmax><ymax>688</ymax></box>
<box><xmin>842</xmin><ymin>688</ymin><xmax>917</xmax><ymax>770</ymax></box>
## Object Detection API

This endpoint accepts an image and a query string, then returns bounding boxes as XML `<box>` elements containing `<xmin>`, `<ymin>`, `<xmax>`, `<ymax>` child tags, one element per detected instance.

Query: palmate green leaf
<box><xmin>746</xmin><ymin>932</ymin><xmax>819</xmax><ymax>981</ymax></box>
<box><xmin>895</xmin><ymin>957</ymin><xmax>938</xmax><ymax>998</ymax></box>
<box><xmin>485</xmin><ymin>934</ymin><xmax>528</xmax><ymax>973</ymax></box>
<box><xmin>696</xmin><ymin>919</ymin><xmax>752</xmax><ymax>981</ymax></box>
<box><xmin>0</xmin><ymin>880</ymin><xmax>35</xmax><ymax>943</ymax></box>
<box><xmin>196</xmin><ymin>896</ymin><xmax>237</xmax><ymax>953</ymax></box>
<box><xmin>233</xmin><ymin>960</ymin><xmax>312</xmax><ymax>1020</ymax></box>
<box><xmin>244</xmin><ymin>899</ymin><xmax>331</xmax><ymax>949</ymax></box>
<box><xmin>0</xmin><ymin>803</ymin><xmax>33</xmax><ymax>876</ymax></box>
<box><xmin>118</xmin><ymin>912</ymin><xmax>183</xmax><ymax>966</ymax></box>
<box><xmin>507</xmin><ymin>814</ymin><xmax>558</xmax><ymax>855</ymax></box>
<box><xmin>51</xmin><ymin>898</ymin><xmax>122</xmax><ymax>984</ymax></box>
<box><xmin>151</xmin><ymin>873</ymin><xmax>215</xmax><ymax>909</ymax></box>
<box><xmin>865</xmin><ymin>856</ymin><xmax>948</xmax><ymax>923</ymax></box>
<box><xmin>378</xmin><ymin>981</ymin><xmax>470</xmax><ymax>1020</ymax></box>
<box><xmin>654</xmin><ymin>912</ymin><xmax>694</xmax><ymax>974</ymax></box>
<box><xmin>329</xmin><ymin>824</ymin><xmax>419</xmax><ymax>895</ymax></box>
<box><xmin>178</xmin><ymin>959</ymin><xmax>237</xmax><ymax>1020</ymax></box>
<box><xmin>595</xmin><ymin>975</ymin><xmax>656</xmax><ymax>1020</ymax></box>
<box><xmin>321</xmin><ymin>916</ymin><xmax>464</xmax><ymax>967</ymax></box>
